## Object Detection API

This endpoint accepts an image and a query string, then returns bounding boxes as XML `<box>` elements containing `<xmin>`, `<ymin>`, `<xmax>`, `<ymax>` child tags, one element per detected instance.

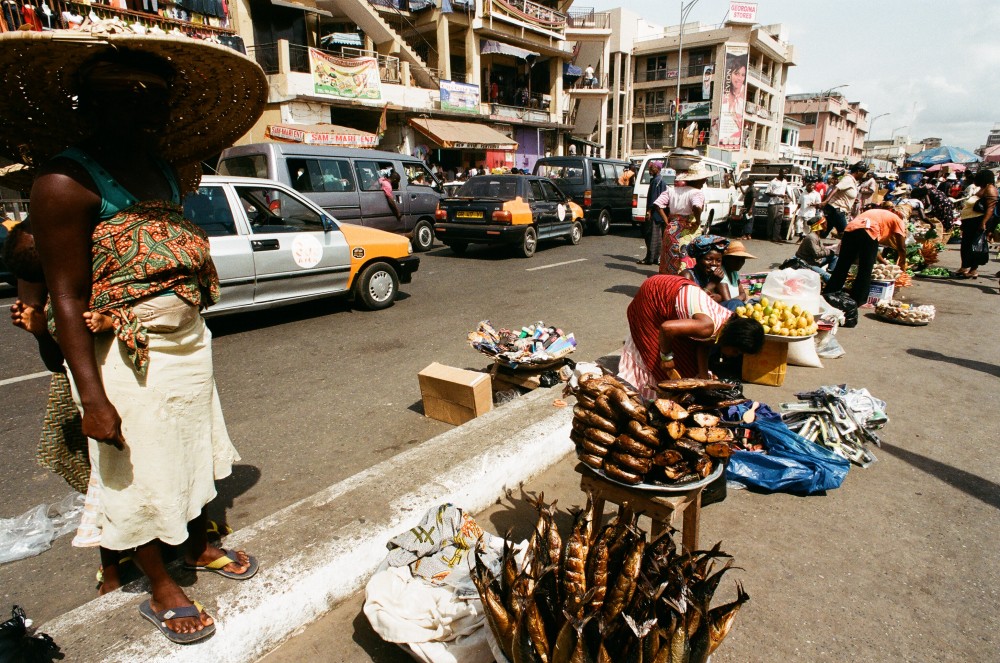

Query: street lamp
<box><xmin>673</xmin><ymin>0</ymin><xmax>701</xmax><ymax>148</ymax></box>
<box><xmin>865</xmin><ymin>112</ymin><xmax>890</xmax><ymax>161</ymax></box>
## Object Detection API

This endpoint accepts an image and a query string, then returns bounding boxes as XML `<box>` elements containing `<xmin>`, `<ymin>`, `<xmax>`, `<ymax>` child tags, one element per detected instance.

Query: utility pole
<box><xmin>673</xmin><ymin>0</ymin><xmax>701</xmax><ymax>148</ymax></box>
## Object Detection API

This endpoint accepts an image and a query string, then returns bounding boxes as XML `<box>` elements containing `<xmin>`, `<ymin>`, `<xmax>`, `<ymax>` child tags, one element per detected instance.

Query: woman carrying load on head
<box><xmin>1</xmin><ymin>31</ymin><xmax>267</xmax><ymax>643</ymax></box>
<box><xmin>658</xmin><ymin>163</ymin><xmax>710</xmax><ymax>275</ymax></box>
<box><xmin>618</xmin><ymin>274</ymin><xmax>764</xmax><ymax>398</ymax></box>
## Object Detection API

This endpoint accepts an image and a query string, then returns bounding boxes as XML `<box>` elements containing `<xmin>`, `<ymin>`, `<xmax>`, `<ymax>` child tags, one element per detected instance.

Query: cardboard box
<box><xmin>742</xmin><ymin>338</ymin><xmax>788</xmax><ymax>387</ymax></box>
<box><xmin>868</xmin><ymin>280</ymin><xmax>895</xmax><ymax>306</ymax></box>
<box><xmin>418</xmin><ymin>362</ymin><xmax>493</xmax><ymax>425</ymax></box>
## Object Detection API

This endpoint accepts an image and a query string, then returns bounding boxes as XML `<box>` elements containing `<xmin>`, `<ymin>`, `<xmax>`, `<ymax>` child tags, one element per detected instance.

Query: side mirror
<box><xmin>321</xmin><ymin>214</ymin><xmax>337</xmax><ymax>232</ymax></box>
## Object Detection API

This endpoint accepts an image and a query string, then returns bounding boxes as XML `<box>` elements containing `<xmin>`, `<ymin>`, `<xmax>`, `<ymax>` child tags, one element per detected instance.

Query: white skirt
<box><xmin>70</xmin><ymin>294</ymin><xmax>239</xmax><ymax>551</ymax></box>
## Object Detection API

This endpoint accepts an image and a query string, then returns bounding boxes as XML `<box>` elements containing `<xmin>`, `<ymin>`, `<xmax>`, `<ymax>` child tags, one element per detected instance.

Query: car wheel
<box><xmin>568</xmin><ymin>221</ymin><xmax>583</xmax><ymax>245</ymax></box>
<box><xmin>447</xmin><ymin>242</ymin><xmax>468</xmax><ymax>255</ymax></box>
<box><xmin>591</xmin><ymin>209</ymin><xmax>611</xmax><ymax>236</ymax></box>
<box><xmin>517</xmin><ymin>226</ymin><xmax>537</xmax><ymax>258</ymax></box>
<box><xmin>355</xmin><ymin>261</ymin><xmax>398</xmax><ymax>310</ymax></box>
<box><xmin>412</xmin><ymin>220</ymin><xmax>434</xmax><ymax>252</ymax></box>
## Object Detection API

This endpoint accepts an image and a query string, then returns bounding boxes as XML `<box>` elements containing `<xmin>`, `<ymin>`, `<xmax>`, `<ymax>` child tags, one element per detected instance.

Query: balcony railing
<box><xmin>250</xmin><ymin>44</ymin><xmax>402</xmax><ymax>84</ymax></box>
<box><xmin>490</xmin><ymin>103</ymin><xmax>552</xmax><ymax>123</ymax></box>
<box><xmin>636</xmin><ymin>64</ymin><xmax>710</xmax><ymax>83</ymax></box>
<box><xmin>569</xmin><ymin>73</ymin><xmax>609</xmax><ymax>90</ymax></box>
<box><xmin>747</xmin><ymin>65</ymin><xmax>773</xmax><ymax>87</ymax></box>
<box><xmin>567</xmin><ymin>8</ymin><xmax>610</xmax><ymax>29</ymax></box>
<box><xmin>487</xmin><ymin>0</ymin><xmax>567</xmax><ymax>30</ymax></box>
<box><xmin>642</xmin><ymin>103</ymin><xmax>675</xmax><ymax>118</ymax></box>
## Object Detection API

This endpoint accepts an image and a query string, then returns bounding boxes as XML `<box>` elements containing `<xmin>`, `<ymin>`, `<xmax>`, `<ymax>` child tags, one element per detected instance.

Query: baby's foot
<box><xmin>10</xmin><ymin>300</ymin><xmax>47</xmax><ymax>336</ymax></box>
<box><xmin>83</xmin><ymin>311</ymin><xmax>114</xmax><ymax>333</ymax></box>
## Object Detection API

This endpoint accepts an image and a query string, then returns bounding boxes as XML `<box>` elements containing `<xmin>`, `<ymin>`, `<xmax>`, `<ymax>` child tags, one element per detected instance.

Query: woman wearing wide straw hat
<box><xmin>0</xmin><ymin>30</ymin><xmax>266</xmax><ymax>644</ymax></box>
<box><xmin>656</xmin><ymin>162</ymin><xmax>709</xmax><ymax>275</ymax></box>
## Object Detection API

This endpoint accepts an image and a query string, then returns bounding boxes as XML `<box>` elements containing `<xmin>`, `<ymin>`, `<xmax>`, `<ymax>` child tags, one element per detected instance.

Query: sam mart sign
<box><xmin>728</xmin><ymin>1</ymin><xmax>757</xmax><ymax>23</ymax></box>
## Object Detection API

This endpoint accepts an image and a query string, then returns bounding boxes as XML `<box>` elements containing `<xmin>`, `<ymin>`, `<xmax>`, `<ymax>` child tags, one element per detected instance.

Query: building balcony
<box><xmin>568</xmin><ymin>73</ymin><xmax>609</xmax><ymax>94</ymax></box>
<box><xmin>566</xmin><ymin>8</ymin><xmax>611</xmax><ymax>34</ymax></box>
<box><xmin>250</xmin><ymin>43</ymin><xmax>404</xmax><ymax>85</ymax></box>
<box><xmin>634</xmin><ymin>64</ymin><xmax>712</xmax><ymax>87</ymax></box>
<box><xmin>483</xmin><ymin>0</ymin><xmax>567</xmax><ymax>38</ymax></box>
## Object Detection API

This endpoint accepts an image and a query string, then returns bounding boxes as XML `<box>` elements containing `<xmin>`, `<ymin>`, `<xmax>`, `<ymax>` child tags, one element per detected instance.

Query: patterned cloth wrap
<box><xmin>49</xmin><ymin>200</ymin><xmax>221</xmax><ymax>377</ymax></box>
<box><xmin>385</xmin><ymin>504</ymin><xmax>503</xmax><ymax>598</ymax></box>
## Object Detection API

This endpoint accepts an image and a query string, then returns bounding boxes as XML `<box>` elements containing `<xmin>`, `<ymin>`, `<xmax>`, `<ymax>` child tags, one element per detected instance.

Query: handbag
<box><xmin>971</xmin><ymin>232</ymin><xmax>990</xmax><ymax>267</ymax></box>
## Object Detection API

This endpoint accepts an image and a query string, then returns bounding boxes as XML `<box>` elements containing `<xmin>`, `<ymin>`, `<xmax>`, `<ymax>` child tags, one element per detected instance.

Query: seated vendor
<box><xmin>679</xmin><ymin>235</ymin><xmax>730</xmax><ymax>304</ymax></box>
<box><xmin>718</xmin><ymin>240</ymin><xmax>755</xmax><ymax>311</ymax></box>
<box><xmin>795</xmin><ymin>217</ymin><xmax>839</xmax><ymax>281</ymax></box>
<box><xmin>619</xmin><ymin>274</ymin><xmax>765</xmax><ymax>396</ymax></box>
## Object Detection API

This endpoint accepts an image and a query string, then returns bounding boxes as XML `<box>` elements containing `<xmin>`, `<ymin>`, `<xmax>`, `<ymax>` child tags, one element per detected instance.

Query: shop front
<box><xmin>408</xmin><ymin>118</ymin><xmax>518</xmax><ymax>174</ymax></box>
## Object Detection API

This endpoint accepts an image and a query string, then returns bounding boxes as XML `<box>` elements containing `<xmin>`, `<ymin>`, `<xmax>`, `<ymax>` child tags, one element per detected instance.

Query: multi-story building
<box><xmin>784</xmin><ymin>92</ymin><xmax>869</xmax><ymax>170</ymax></box>
<box><xmin>604</xmin><ymin>10</ymin><xmax>795</xmax><ymax>165</ymax></box>
<box><xmin>863</xmin><ymin>135</ymin><xmax>922</xmax><ymax>172</ymax></box>
<box><xmin>979</xmin><ymin>123</ymin><xmax>1000</xmax><ymax>155</ymax></box>
<box><xmin>226</xmin><ymin>0</ymin><xmax>608</xmax><ymax>172</ymax></box>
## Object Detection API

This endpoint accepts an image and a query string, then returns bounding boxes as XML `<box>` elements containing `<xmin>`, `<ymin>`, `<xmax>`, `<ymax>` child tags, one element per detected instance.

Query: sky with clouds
<box><xmin>588</xmin><ymin>0</ymin><xmax>1000</xmax><ymax>150</ymax></box>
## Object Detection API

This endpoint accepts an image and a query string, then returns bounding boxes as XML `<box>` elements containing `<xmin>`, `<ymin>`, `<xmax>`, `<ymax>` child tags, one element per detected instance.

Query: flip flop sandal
<box><xmin>138</xmin><ymin>599</ymin><xmax>215</xmax><ymax>645</ymax></box>
<box><xmin>183</xmin><ymin>549</ymin><xmax>259</xmax><ymax>580</ymax></box>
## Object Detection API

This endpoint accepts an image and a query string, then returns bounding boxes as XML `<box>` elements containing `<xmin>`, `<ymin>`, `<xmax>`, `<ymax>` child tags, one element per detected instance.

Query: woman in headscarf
<box><xmin>657</xmin><ymin>163</ymin><xmax>710</xmax><ymax>274</ymax></box>
<box><xmin>5</xmin><ymin>33</ymin><xmax>267</xmax><ymax>643</ymax></box>
<box><xmin>679</xmin><ymin>235</ymin><xmax>731</xmax><ymax>304</ymax></box>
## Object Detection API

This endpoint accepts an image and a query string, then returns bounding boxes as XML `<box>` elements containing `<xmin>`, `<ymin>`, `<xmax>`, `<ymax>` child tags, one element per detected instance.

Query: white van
<box><xmin>631</xmin><ymin>154</ymin><xmax>736</xmax><ymax>233</ymax></box>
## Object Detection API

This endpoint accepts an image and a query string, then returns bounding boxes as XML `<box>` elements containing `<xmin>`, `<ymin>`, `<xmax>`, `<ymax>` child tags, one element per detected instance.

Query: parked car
<box><xmin>631</xmin><ymin>154</ymin><xmax>736</xmax><ymax>232</ymax></box>
<box><xmin>217</xmin><ymin>144</ymin><xmax>443</xmax><ymax>253</ymax></box>
<box><xmin>434</xmin><ymin>175</ymin><xmax>584</xmax><ymax>258</ymax></box>
<box><xmin>0</xmin><ymin>221</ymin><xmax>14</xmax><ymax>286</ymax></box>
<box><xmin>182</xmin><ymin>175</ymin><xmax>419</xmax><ymax>314</ymax></box>
<box><xmin>750</xmin><ymin>182</ymin><xmax>804</xmax><ymax>240</ymax></box>
<box><xmin>533</xmin><ymin>156</ymin><xmax>632</xmax><ymax>234</ymax></box>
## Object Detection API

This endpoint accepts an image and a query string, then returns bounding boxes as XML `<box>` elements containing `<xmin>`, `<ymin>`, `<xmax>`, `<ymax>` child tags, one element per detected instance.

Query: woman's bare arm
<box><xmin>30</xmin><ymin>168</ymin><xmax>126</xmax><ymax>448</ymax></box>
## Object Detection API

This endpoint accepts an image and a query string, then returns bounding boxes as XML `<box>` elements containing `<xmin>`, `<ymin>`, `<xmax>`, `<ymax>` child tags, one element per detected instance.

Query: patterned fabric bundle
<box><xmin>37</xmin><ymin>372</ymin><xmax>90</xmax><ymax>494</ymax></box>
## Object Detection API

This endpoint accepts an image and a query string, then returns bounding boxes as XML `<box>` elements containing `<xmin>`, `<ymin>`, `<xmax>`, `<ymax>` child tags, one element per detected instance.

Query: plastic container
<box><xmin>898</xmin><ymin>168</ymin><xmax>926</xmax><ymax>187</ymax></box>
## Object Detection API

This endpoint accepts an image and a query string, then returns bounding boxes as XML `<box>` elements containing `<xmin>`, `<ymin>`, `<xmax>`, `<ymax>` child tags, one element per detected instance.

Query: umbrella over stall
<box><xmin>906</xmin><ymin>145</ymin><xmax>981</xmax><ymax>166</ymax></box>
<box><xmin>925</xmin><ymin>163</ymin><xmax>967</xmax><ymax>173</ymax></box>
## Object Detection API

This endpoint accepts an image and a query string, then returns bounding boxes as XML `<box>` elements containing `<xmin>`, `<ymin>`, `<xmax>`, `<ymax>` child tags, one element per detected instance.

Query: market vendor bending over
<box><xmin>620</xmin><ymin>275</ymin><xmax>765</xmax><ymax>395</ymax></box>
<box><xmin>824</xmin><ymin>204</ymin><xmax>907</xmax><ymax>307</ymax></box>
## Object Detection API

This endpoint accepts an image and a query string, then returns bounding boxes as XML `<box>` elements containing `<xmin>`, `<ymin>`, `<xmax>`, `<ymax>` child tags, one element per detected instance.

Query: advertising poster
<box><xmin>439</xmin><ymin>80</ymin><xmax>481</xmax><ymax>114</ymax></box>
<box><xmin>702</xmin><ymin>65</ymin><xmax>714</xmax><ymax>99</ymax></box>
<box><xmin>716</xmin><ymin>45</ymin><xmax>748</xmax><ymax>150</ymax></box>
<box><xmin>309</xmin><ymin>49</ymin><xmax>382</xmax><ymax>100</ymax></box>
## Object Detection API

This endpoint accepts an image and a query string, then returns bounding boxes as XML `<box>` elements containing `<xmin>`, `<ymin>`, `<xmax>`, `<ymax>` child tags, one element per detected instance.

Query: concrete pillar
<box><xmin>437</xmin><ymin>17</ymin><xmax>451</xmax><ymax>80</ymax></box>
<box><xmin>623</xmin><ymin>53</ymin><xmax>632</xmax><ymax>155</ymax></box>
<box><xmin>610</xmin><ymin>52</ymin><xmax>621</xmax><ymax>158</ymax></box>
<box><xmin>550</xmin><ymin>57</ymin><xmax>563</xmax><ymax>121</ymax></box>
<box><xmin>465</xmin><ymin>26</ymin><xmax>480</xmax><ymax>86</ymax></box>
<box><xmin>401</xmin><ymin>61</ymin><xmax>411</xmax><ymax>88</ymax></box>
<box><xmin>278</xmin><ymin>39</ymin><xmax>291</xmax><ymax>75</ymax></box>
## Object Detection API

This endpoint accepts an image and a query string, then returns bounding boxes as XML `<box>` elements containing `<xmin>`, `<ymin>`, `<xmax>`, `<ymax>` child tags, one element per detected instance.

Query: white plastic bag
<box><xmin>816</xmin><ymin>326</ymin><xmax>846</xmax><ymax>359</ymax></box>
<box><xmin>760</xmin><ymin>268</ymin><xmax>823</xmax><ymax>314</ymax></box>
<box><xmin>0</xmin><ymin>492</ymin><xmax>84</xmax><ymax>564</ymax></box>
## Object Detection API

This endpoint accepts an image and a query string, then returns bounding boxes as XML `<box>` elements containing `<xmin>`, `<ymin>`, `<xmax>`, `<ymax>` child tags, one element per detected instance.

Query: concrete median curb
<box><xmin>40</xmin><ymin>384</ymin><xmax>574</xmax><ymax>662</ymax></box>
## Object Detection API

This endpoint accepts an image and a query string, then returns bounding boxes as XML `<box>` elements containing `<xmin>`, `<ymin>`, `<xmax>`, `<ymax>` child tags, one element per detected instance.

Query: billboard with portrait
<box><xmin>715</xmin><ymin>45</ymin><xmax>748</xmax><ymax>150</ymax></box>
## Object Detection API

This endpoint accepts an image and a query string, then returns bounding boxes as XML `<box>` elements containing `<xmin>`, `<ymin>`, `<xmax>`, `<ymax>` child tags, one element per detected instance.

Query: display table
<box><xmin>576</xmin><ymin>463</ymin><xmax>703</xmax><ymax>552</ymax></box>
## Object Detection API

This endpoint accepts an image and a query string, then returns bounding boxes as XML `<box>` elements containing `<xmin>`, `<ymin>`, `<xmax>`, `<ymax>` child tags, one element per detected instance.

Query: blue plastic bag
<box><xmin>727</xmin><ymin>419</ymin><xmax>850</xmax><ymax>495</ymax></box>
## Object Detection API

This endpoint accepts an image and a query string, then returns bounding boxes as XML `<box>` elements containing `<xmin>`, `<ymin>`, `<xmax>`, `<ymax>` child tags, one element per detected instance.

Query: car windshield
<box><xmin>457</xmin><ymin>179</ymin><xmax>518</xmax><ymax>199</ymax></box>
<box><xmin>639</xmin><ymin>162</ymin><xmax>675</xmax><ymax>187</ymax></box>
<box><xmin>535</xmin><ymin>164</ymin><xmax>584</xmax><ymax>185</ymax></box>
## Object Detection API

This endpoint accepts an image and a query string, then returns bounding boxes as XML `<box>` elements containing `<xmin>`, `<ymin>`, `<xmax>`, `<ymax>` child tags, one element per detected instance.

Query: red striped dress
<box><xmin>625</xmin><ymin>275</ymin><xmax>732</xmax><ymax>383</ymax></box>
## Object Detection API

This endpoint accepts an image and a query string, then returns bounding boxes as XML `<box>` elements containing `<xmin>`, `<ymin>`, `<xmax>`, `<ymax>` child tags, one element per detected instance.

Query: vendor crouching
<box><xmin>620</xmin><ymin>275</ymin><xmax>765</xmax><ymax>397</ymax></box>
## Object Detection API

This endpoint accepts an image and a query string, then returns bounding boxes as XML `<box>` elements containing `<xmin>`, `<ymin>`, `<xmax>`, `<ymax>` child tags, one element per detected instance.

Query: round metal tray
<box><xmin>763</xmin><ymin>332</ymin><xmax>817</xmax><ymax>343</ymax></box>
<box><xmin>582</xmin><ymin>460</ymin><xmax>724</xmax><ymax>493</ymax></box>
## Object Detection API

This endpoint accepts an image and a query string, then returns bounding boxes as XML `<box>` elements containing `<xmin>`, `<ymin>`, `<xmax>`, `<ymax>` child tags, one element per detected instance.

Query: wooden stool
<box><xmin>577</xmin><ymin>463</ymin><xmax>703</xmax><ymax>552</ymax></box>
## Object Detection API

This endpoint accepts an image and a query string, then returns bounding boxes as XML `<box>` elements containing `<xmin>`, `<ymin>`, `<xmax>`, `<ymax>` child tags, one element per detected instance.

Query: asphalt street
<box><xmin>0</xmin><ymin>222</ymin><xmax>665</xmax><ymax>622</ymax></box>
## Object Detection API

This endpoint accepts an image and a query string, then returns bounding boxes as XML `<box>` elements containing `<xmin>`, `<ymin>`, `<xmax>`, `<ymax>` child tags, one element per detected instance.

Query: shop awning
<box><xmin>266</xmin><ymin>124</ymin><xmax>378</xmax><ymax>147</ymax></box>
<box><xmin>270</xmin><ymin>0</ymin><xmax>333</xmax><ymax>16</ymax></box>
<box><xmin>320</xmin><ymin>32</ymin><xmax>363</xmax><ymax>47</ymax></box>
<box><xmin>408</xmin><ymin>118</ymin><xmax>517</xmax><ymax>150</ymax></box>
<box><xmin>480</xmin><ymin>39</ymin><xmax>539</xmax><ymax>61</ymax></box>
<box><xmin>563</xmin><ymin>63</ymin><xmax>582</xmax><ymax>77</ymax></box>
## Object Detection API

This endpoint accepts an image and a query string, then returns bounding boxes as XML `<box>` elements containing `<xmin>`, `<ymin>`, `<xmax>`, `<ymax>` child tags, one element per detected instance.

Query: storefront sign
<box><xmin>267</xmin><ymin>124</ymin><xmax>378</xmax><ymax>147</ymax></box>
<box><xmin>439</xmin><ymin>80</ymin><xmax>481</xmax><ymax>114</ymax></box>
<box><xmin>678</xmin><ymin>101</ymin><xmax>711</xmax><ymax>120</ymax></box>
<box><xmin>714</xmin><ymin>45</ymin><xmax>748</xmax><ymax>150</ymax></box>
<box><xmin>309</xmin><ymin>49</ymin><xmax>382</xmax><ymax>100</ymax></box>
<box><xmin>728</xmin><ymin>1</ymin><xmax>757</xmax><ymax>23</ymax></box>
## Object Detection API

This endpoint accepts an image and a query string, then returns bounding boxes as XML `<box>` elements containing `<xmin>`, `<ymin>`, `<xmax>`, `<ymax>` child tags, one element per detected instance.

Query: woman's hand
<box><xmin>712</xmin><ymin>266</ymin><xmax>726</xmax><ymax>281</ymax></box>
<box><xmin>82</xmin><ymin>401</ymin><xmax>126</xmax><ymax>450</ymax></box>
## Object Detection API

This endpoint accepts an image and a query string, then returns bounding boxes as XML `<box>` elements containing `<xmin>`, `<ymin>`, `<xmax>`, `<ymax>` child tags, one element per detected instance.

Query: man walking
<box><xmin>765</xmin><ymin>169</ymin><xmax>791</xmax><ymax>242</ymax></box>
<box><xmin>639</xmin><ymin>160</ymin><xmax>667</xmax><ymax>264</ymax></box>
<box><xmin>820</xmin><ymin>162</ymin><xmax>864</xmax><ymax>238</ymax></box>
<box><xmin>795</xmin><ymin>179</ymin><xmax>822</xmax><ymax>237</ymax></box>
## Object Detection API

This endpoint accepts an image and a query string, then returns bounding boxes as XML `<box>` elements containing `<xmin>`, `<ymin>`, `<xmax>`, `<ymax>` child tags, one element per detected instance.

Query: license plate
<box><xmin>456</xmin><ymin>211</ymin><xmax>483</xmax><ymax>219</ymax></box>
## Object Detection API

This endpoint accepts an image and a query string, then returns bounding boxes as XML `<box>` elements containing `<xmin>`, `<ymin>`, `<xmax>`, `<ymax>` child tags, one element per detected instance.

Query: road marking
<box><xmin>0</xmin><ymin>371</ymin><xmax>50</xmax><ymax>387</ymax></box>
<box><xmin>526</xmin><ymin>258</ymin><xmax>588</xmax><ymax>272</ymax></box>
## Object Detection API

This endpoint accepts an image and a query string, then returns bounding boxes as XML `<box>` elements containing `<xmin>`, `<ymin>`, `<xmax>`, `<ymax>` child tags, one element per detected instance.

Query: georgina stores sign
<box><xmin>728</xmin><ymin>1</ymin><xmax>757</xmax><ymax>23</ymax></box>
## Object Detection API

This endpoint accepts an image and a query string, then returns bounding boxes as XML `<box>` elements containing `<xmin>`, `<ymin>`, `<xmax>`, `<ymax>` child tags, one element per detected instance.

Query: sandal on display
<box><xmin>138</xmin><ymin>600</ymin><xmax>215</xmax><ymax>645</ymax></box>
<box><xmin>183</xmin><ymin>549</ymin><xmax>259</xmax><ymax>580</ymax></box>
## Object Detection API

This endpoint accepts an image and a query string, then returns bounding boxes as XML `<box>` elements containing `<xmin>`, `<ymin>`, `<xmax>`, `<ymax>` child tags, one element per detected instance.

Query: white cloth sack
<box><xmin>786</xmin><ymin>337</ymin><xmax>823</xmax><ymax>368</ymax></box>
<box><xmin>760</xmin><ymin>268</ymin><xmax>823</xmax><ymax>314</ymax></box>
<box><xmin>364</xmin><ymin>566</ymin><xmax>493</xmax><ymax>663</ymax></box>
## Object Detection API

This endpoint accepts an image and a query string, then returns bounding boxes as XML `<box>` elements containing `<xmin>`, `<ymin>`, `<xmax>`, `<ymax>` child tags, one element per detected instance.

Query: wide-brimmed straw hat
<box><xmin>676</xmin><ymin>162</ymin><xmax>711</xmax><ymax>182</ymax></box>
<box><xmin>0</xmin><ymin>30</ymin><xmax>267</xmax><ymax>167</ymax></box>
<box><xmin>724</xmin><ymin>240</ymin><xmax>755</xmax><ymax>259</ymax></box>
<box><xmin>0</xmin><ymin>163</ymin><xmax>35</xmax><ymax>192</ymax></box>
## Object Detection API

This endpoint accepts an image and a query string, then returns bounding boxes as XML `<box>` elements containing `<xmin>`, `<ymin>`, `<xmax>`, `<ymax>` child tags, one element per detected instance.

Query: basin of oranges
<box><xmin>735</xmin><ymin>297</ymin><xmax>818</xmax><ymax>338</ymax></box>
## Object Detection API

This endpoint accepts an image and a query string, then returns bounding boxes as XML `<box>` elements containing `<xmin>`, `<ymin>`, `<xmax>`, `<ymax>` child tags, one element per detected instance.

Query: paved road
<box><xmin>1</xmin><ymin>223</ymin><xmax>707</xmax><ymax>622</ymax></box>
